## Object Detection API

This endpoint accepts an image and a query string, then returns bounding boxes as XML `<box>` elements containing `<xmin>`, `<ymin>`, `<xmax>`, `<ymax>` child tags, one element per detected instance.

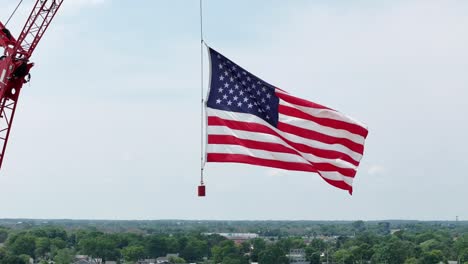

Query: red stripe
<box><xmin>209</xmin><ymin>135</ymin><xmax>297</xmax><ymax>155</ymax></box>
<box><xmin>208</xmin><ymin>135</ymin><xmax>357</xmax><ymax>177</ymax></box>
<box><xmin>321</xmin><ymin>177</ymin><xmax>353</xmax><ymax>195</ymax></box>
<box><xmin>208</xmin><ymin>116</ymin><xmax>361</xmax><ymax>166</ymax></box>
<box><xmin>276</xmin><ymin>91</ymin><xmax>331</xmax><ymax>110</ymax></box>
<box><xmin>207</xmin><ymin>153</ymin><xmax>318</xmax><ymax>173</ymax></box>
<box><xmin>277</xmin><ymin>122</ymin><xmax>364</xmax><ymax>155</ymax></box>
<box><xmin>207</xmin><ymin>153</ymin><xmax>353</xmax><ymax>194</ymax></box>
<box><xmin>279</xmin><ymin>105</ymin><xmax>369</xmax><ymax>138</ymax></box>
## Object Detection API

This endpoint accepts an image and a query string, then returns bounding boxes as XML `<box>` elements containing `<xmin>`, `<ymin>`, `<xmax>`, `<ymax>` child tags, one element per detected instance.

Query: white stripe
<box><xmin>320</xmin><ymin>171</ymin><xmax>353</xmax><ymax>186</ymax></box>
<box><xmin>279</xmin><ymin>101</ymin><xmax>365</xmax><ymax>144</ymax></box>
<box><xmin>208</xmin><ymin>143</ymin><xmax>353</xmax><ymax>186</ymax></box>
<box><xmin>207</xmin><ymin>125</ymin><xmax>358</xmax><ymax>170</ymax></box>
<box><xmin>208</xmin><ymin>144</ymin><xmax>310</xmax><ymax>165</ymax></box>
<box><xmin>278</xmin><ymin>96</ymin><xmax>368</xmax><ymax>130</ymax></box>
<box><xmin>207</xmin><ymin>108</ymin><xmax>363</xmax><ymax>162</ymax></box>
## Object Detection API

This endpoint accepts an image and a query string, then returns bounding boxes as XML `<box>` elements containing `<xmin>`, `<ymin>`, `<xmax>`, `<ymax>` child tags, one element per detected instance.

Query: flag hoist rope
<box><xmin>200</xmin><ymin>0</ymin><xmax>205</xmax><ymax>187</ymax></box>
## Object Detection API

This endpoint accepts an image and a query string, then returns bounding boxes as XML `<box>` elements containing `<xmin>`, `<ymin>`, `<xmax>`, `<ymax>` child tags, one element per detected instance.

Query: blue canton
<box><xmin>206</xmin><ymin>48</ymin><xmax>280</xmax><ymax>127</ymax></box>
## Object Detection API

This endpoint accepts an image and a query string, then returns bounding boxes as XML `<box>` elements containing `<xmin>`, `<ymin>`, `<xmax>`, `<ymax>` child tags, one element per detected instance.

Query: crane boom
<box><xmin>0</xmin><ymin>0</ymin><xmax>64</xmax><ymax>170</ymax></box>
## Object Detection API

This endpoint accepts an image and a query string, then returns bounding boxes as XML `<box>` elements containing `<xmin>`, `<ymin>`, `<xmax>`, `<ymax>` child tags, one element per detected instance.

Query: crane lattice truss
<box><xmin>0</xmin><ymin>0</ymin><xmax>64</xmax><ymax>169</ymax></box>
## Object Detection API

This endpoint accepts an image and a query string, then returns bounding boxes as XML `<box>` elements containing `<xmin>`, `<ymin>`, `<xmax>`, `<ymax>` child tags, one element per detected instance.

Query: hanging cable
<box><xmin>199</xmin><ymin>0</ymin><xmax>205</xmax><ymax>187</ymax></box>
<box><xmin>5</xmin><ymin>0</ymin><xmax>24</xmax><ymax>26</ymax></box>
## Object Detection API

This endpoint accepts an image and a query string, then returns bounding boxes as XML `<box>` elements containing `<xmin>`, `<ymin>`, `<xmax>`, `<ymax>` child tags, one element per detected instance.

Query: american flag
<box><xmin>205</xmin><ymin>47</ymin><xmax>368</xmax><ymax>194</ymax></box>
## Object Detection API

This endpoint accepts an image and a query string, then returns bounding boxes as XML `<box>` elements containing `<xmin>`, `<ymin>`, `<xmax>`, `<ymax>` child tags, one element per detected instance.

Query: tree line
<box><xmin>0</xmin><ymin>220</ymin><xmax>466</xmax><ymax>264</ymax></box>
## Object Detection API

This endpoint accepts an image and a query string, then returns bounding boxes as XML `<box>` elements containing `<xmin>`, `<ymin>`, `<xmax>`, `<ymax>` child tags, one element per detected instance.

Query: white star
<box><xmin>232</xmin><ymin>66</ymin><xmax>237</xmax><ymax>71</ymax></box>
<box><xmin>219</xmin><ymin>76</ymin><xmax>224</xmax><ymax>81</ymax></box>
<box><xmin>224</xmin><ymin>71</ymin><xmax>229</xmax><ymax>76</ymax></box>
<box><xmin>218</xmin><ymin>88</ymin><xmax>223</xmax><ymax>93</ymax></box>
<box><xmin>266</xmin><ymin>93</ymin><xmax>271</xmax><ymax>98</ymax></box>
<box><xmin>242</xmin><ymin>81</ymin><xmax>246</xmax><ymax>86</ymax></box>
<box><xmin>248</xmin><ymin>103</ymin><xmax>253</xmax><ymax>108</ymax></box>
<box><xmin>233</xmin><ymin>96</ymin><xmax>238</xmax><ymax>101</ymax></box>
<box><xmin>218</xmin><ymin>64</ymin><xmax>223</xmax><ymax>69</ymax></box>
<box><xmin>266</xmin><ymin>105</ymin><xmax>271</xmax><ymax>110</ymax></box>
<box><xmin>261</xmin><ymin>98</ymin><xmax>266</xmax><ymax>103</ymax></box>
<box><xmin>252</xmin><ymin>84</ymin><xmax>256</xmax><ymax>89</ymax></box>
<box><xmin>229</xmin><ymin>89</ymin><xmax>234</xmax><ymax>94</ymax></box>
<box><xmin>243</xmin><ymin>97</ymin><xmax>248</xmax><ymax>102</ymax></box>
<box><xmin>223</xmin><ymin>94</ymin><xmax>228</xmax><ymax>100</ymax></box>
<box><xmin>242</xmin><ymin>71</ymin><xmax>247</xmax><ymax>75</ymax></box>
<box><xmin>266</xmin><ymin>115</ymin><xmax>270</xmax><ymax>119</ymax></box>
<box><xmin>237</xmin><ymin>102</ymin><xmax>242</xmax><ymax>107</ymax></box>
<box><xmin>257</xmin><ymin>91</ymin><xmax>261</xmax><ymax>96</ymax></box>
<box><xmin>227</xmin><ymin>100</ymin><xmax>232</xmax><ymax>105</ymax></box>
<box><xmin>258</xmin><ymin>108</ymin><xmax>262</xmax><ymax>113</ymax></box>
<box><xmin>257</xmin><ymin>81</ymin><xmax>262</xmax><ymax>84</ymax></box>
<box><xmin>224</xmin><ymin>82</ymin><xmax>229</xmax><ymax>88</ymax></box>
<box><xmin>246</xmin><ymin>76</ymin><xmax>251</xmax><ymax>82</ymax></box>
<box><xmin>237</xmin><ymin>73</ymin><xmax>241</xmax><ymax>77</ymax></box>
<box><xmin>230</xmin><ymin>77</ymin><xmax>234</xmax><ymax>82</ymax></box>
<box><xmin>217</xmin><ymin>54</ymin><xmax>221</xmax><ymax>59</ymax></box>
<box><xmin>234</xmin><ymin>84</ymin><xmax>239</xmax><ymax>89</ymax></box>
<box><xmin>262</xmin><ymin>87</ymin><xmax>267</xmax><ymax>92</ymax></box>
<box><xmin>216</xmin><ymin>99</ymin><xmax>221</xmax><ymax>104</ymax></box>
<box><xmin>239</xmin><ymin>91</ymin><xmax>244</xmax><ymax>96</ymax></box>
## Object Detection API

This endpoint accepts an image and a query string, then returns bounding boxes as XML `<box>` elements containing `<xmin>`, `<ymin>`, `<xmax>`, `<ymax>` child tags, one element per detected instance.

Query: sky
<box><xmin>0</xmin><ymin>0</ymin><xmax>467</xmax><ymax>221</ymax></box>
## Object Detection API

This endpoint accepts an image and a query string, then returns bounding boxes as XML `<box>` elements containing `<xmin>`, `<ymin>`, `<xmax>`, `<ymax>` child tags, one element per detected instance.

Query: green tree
<box><xmin>145</xmin><ymin>235</ymin><xmax>168</xmax><ymax>257</ymax></box>
<box><xmin>404</xmin><ymin>257</ymin><xmax>418</xmax><ymax>264</ymax></box>
<box><xmin>121</xmin><ymin>245</ymin><xmax>145</xmax><ymax>262</ymax></box>
<box><xmin>0</xmin><ymin>255</ymin><xmax>27</xmax><ymax>264</ymax></box>
<box><xmin>308</xmin><ymin>252</ymin><xmax>321</xmax><ymax>264</ymax></box>
<box><xmin>250</xmin><ymin>238</ymin><xmax>266</xmax><ymax>262</ymax></box>
<box><xmin>180</xmin><ymin>237</ymin><xmax>208</xmax><ymax>262</ymax></box>
<box><xmin>54</xmin><ymin>248</ymin><xmax>74</xmax><ymax>264</ymax></box>
<box><xmin>420</xmin><ymin>249</ymin><xmax>444</xmax><ymax>264</ymax></box>
<box><xmin>8</xmin><ymin>234</ymin><xmax>36</xmax><ymax>257</ymax></box>
<box><xmin>78</xmin><ymin>236</ymin><xmax>120</xmax><ymax>261</ymax></box>
<box><xmin>169</xmin><ymin>256</ymin><xmax>187</xmax><ymax>263</ymax></box>
<box><xmin>258</xmin><ymin>244</ymin><xmax>288</xmax><ymax>264</ymax></box>
<box><xmin>0</xmin><ymin>229</ymin><xmax>8</xmax><ymax>243</ymax></box>
<box><xmin>460</xmin><ymin>248</ymin><xmax>468</xmax><ymax>263</ymax></box>
<box><xmin>352</xmin><ymin>221</ymin><xmax>366</xmax><ymax>233</ymax></box>
<box><xmin>377</xmin><ymin>222</ymin><xmax>391</xmax><ymax>235</ymax></box>
<box><xmin>212</xmin><ymin>240</ymin><xmax>238</xmax><ymax>263</ymax></box>
<box><xmin>371</xmin><ymin>238</ymin><xmax>413</xmax><ymax>264</ymax></box>
<box><xmin>333</xmin><ymin>249</ymin><xmax>354</xmax><ymax>264</ymax></box>
<box><xmin>35</xmin><ymin>237</ymin><xmax>51</xmax><ymax>258</ymax></box>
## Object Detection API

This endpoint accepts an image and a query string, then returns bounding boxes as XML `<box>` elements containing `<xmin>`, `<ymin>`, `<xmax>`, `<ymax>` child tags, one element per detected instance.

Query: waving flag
<box><xmin>205</xmin><ymin>47</ymin><xmax>368</xmax><ymax>194</ymax></box>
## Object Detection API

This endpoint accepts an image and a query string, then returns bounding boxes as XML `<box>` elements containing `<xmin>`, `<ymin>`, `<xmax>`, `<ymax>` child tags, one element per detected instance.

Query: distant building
<box><xmin>138</xmin><ymin>254</ymin><xmax>180</xmax><ymax>264</ymax></box>
<box><xmin>73</xmin><ymin>256</ymin><xmax>105</xmax><ymax>264</ymax></box>
<box><xmin>73</xmin><ymin>260</ymin><xmax>98</xmax><ymax>264</ymax></box>
<box><xmin>137</xmin><ymin>259</ymin><xmax>156</xmax><ymax>264</ymax></box>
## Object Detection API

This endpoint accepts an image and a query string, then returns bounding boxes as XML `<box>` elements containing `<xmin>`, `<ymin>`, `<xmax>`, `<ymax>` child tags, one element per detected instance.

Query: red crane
<box><xmin>0</xmin><ymin>0</ymin><xmax>64</xmax><ymax>169</ymax></box>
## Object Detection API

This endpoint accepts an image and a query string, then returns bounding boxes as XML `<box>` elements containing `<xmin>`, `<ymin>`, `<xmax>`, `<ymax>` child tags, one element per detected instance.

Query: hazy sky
<box><xmin>0</xmin><ymin>0</ymin><xmax>467</xmax><ymax>221</ymax></box>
